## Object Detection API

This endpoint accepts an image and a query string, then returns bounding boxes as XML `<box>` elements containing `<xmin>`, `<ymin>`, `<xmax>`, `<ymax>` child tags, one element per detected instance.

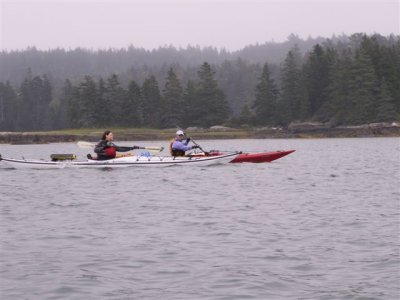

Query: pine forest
<box><xmin>0</xmin><ymin>33</ymin><xmax>399</xmax><ymax>131</ymax></box>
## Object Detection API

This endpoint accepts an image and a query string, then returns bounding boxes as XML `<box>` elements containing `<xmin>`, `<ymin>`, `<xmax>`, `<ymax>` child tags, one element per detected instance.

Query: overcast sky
<box><xmin>1</xmin><ymin>0</ymin><xmax>399</xmax><ymax>51</ymax></box>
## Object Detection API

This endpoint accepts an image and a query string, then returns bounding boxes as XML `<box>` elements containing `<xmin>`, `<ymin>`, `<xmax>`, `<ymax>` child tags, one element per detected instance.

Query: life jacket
<box><xmin>94</xmin><ymin>140</ymin><xmax>117</xmax><ymax>160</ymax></box>
<box><xmin>104</xmin><ymin>147</ymin><xmax>116</xmax><ymax>158</ymax></box>
<box><xmin>169</xmin><ymin>139</ymin><xmax>185</xmax><ymax>157</ymax></box>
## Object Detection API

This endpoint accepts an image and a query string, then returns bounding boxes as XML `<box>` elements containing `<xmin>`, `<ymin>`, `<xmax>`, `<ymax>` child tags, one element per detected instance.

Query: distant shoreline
<box><xmin>1</xmin><ymin>123</ymin><xmax>399</xmax><ymax>144</ymax></box>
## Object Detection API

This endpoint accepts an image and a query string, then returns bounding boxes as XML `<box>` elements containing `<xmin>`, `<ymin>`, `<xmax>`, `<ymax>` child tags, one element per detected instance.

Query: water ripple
<box><xmin>0</xmin><ymin>138</ymin><xmax>399</xmax><ymax>299</ymax></box>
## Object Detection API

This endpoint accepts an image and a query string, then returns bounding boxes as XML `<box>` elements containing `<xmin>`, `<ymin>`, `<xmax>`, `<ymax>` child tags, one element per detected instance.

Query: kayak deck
<box><xmin>0</xmin><ymin>152</ymin><xmax>239</xmax><ymax>169</ymax></box>
<box><xmin>193</xmin><ymin>150</ymin><xmax>295</xmax><ymax>163</ymax></box>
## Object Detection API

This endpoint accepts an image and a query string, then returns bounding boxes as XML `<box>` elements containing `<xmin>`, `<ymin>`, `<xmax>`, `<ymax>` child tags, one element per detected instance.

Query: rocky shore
<box><xmin>0</xmin><ymin>122</ymin><xmax>399</xmax><ymax>144</ymax></box>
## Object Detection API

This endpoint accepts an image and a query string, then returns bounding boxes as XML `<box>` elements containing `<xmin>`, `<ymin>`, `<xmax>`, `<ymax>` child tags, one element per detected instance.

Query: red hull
<box><xmin>201</xmin><ymin>150</ymin><xmax>295</xmax><ymax>163</ymax></box>
<box><xmin>229</xmin><ymin>150</ymin><xmax>295</xmax><ymax>163</ymax></box>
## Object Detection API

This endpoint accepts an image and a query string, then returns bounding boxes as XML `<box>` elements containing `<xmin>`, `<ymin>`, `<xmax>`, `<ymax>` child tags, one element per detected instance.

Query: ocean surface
<box><xmin>0</xmin><ymin>138</ymin><xmax>399</xmax><ymax>300</ymax></box>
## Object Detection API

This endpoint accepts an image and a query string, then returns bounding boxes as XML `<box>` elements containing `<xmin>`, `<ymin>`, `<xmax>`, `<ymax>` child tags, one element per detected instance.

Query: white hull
<box><xmin>0</xmin><ymin>153</ymin><xmax>239</xmax><ymax>169</ymax></box>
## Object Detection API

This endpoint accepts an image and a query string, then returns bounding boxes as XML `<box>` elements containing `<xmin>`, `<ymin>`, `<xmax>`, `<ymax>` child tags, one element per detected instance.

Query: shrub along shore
<box><xmin>0</xmin><ymin>123</ymin><xmax>399</xmax><ymax>145</ymax></box>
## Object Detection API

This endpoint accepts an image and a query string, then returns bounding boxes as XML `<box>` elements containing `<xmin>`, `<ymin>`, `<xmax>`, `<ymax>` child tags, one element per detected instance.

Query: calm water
<box><xmin>1</xmin><ymin>138</ymin><xmax>399</xmax><ymax>300</ymax></box>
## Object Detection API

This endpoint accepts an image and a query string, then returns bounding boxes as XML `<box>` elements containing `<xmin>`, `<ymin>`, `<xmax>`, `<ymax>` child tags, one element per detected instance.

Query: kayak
<box><xmin>0</xmin><ymin>152</ymin><xmax>239</xmax><ymax>169</ymax></box>
<box><xmin>230</xmin><ymin>150</ymin><xmax>295</xmax><ymax>163</ymax></box>
<box><xmin>193</xmin><ymin>150</ymin><xmax>295</xmax><ymax>163</ymax></box>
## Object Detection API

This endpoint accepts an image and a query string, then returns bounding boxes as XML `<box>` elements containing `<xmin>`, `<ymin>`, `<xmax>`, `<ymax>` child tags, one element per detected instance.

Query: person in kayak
<box><xmin>93</xmin><ymin>130</ymin><xmax>139</xmax><ymax>160</ymax></box>
<box><xmin>169</xmin><ymin>130</ymin><xmax>200</xmax><ymax>156</ymax></box>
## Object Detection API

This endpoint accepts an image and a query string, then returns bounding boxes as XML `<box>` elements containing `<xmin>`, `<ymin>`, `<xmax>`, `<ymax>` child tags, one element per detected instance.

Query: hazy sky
<box><xmin>1</xmin><ymin>0</ymin><xmax>399</xmax><ymax>51</ymax></box>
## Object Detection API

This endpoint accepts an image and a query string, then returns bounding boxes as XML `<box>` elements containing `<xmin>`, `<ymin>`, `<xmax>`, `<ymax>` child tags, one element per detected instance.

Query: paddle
<box><xmin>189</xmin><ymin>137</ymin><xmax>209</xmax><ymax>156</ymax></box>
<box><xmin>76</xmin><ymin>141</ymin><xmax>164</xmax><ymax>152</ymax></box>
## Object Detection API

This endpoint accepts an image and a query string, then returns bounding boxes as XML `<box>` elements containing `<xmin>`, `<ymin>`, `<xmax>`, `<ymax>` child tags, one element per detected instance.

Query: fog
<box><xmin>1</xmin><ymin>0</ymin><xmax>399</xmax><ymax>51</ymax></box>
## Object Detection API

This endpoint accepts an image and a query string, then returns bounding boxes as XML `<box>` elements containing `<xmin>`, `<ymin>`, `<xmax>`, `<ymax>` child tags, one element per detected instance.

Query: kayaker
<box><xmin>169</xmin><ymin>130</ymin><xmax>200</xmax><ymax>156</ymax></box>
<box><xmin>93</xmin><ymin>130</ymin><xmax>139</xmax><ymax>160</ymax></box>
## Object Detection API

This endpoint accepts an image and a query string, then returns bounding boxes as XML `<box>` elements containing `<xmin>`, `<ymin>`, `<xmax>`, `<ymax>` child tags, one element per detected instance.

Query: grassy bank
<box><xmin>1</xmin><ymin>125</ymin><xmax>399</xmax><ymax>144</ymax></box>
<box><xmin>0</xmin><ymin>128</ymin><xmax>257</xmax><ymax>144</ymax></box>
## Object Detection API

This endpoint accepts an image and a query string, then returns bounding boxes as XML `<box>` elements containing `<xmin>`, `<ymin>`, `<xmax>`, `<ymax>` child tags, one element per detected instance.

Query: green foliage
<box><xmin>319</xmin><ymin>49</ymin><xmax>354</xmax><ymax>125</ymax></box>
<box><xmin>1</xmin><ymin>34</ymin><xmax>399</xmax><ymax>131</ymax></box>
<box><xmin>376</xmin><ymin>79</ymin><xmax>397</xmax><ymax>122</ymax></box>
<box><xmin>277</xmin><ymin>47</ymin><xmax>310</xmax><ymax>125</ymax></box>
<box><xmin>126</xmin><ymin>80</ymin><xmax>142</xmax><ymax>126</ymax></box>
<box><xmin>303</xmin><ymin>44</ymin><xmax>332</xmax><ymax>115</ymax></box>
<box><xmin>181</xmin><ymin>80</ymin><xmax>197</xmax><ymax>127</ymax></box>
<box><xmin>19</xmin><ymin>72</ymin><xmax>52</xmax><ymax>130</ymax></box>
<box><xmin>59</xmin><ymin>79</ymin><xmax>75</xmax><ymax>128</ymax></box>
<box><xmin>0</xmin><ymin>82</ymin><xmax>18</xmax><ymax>130</ymax></box>
<box><xmin>76</xmin><ymin>76</ymin><xmax>99</xmax><ymax>127</ymax></box>
<box><xmin>103</xmin><ymin>74</ymin><xmax>127</xmax><ymax>126</ymax></box>
<box><xmin>190</xmin><ymin>62</ymin><xmax>229</xmax><ymax>127</ymax></box>
<box><xmin>230</xmin><ymin>104</ymin><xmax>255</xmax><ymax>126</ymax></box>
<box><xmin>218</xmin><ymin>59</ymin><xmax>261</xmax><ymax>115</ymax></box>
<box><xmin>253</xmin><ymin>63</ymin><xmax>278</xmax><ymax>125</ymax></box>
<box><xmin>160</xmin><ymin>68</ymin><xmax>184</xmax><ymax>128</ymax></box>
<box><xmin>141</xmin><ymin>76</ymin><xmax>161</xmax><ymax>127</ymax></box>
<box><xmin>348</xmin><ymin>48</ymin><xmax>380</xmax><ymax>124</ymax></box>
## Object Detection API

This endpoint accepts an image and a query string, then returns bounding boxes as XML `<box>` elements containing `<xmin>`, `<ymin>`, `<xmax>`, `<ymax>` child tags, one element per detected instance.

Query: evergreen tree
<box><xmin>64</xmin><ymin>81</ymin><xmax>81</xmax><ymax>128</ymax></box>
<box><xmin>2</xmin><ymin>34</ymin><xmax>398</xmax><ymax>131</ymax></box>
<box><xmin>252</xmin><ymin>63</ymin><xmax>278</xmax><ymax>125</ymax></box>
<box><xmin>376</xmin><ymin>79</ymin><xmax>397</xmax><ymax>122</ymax></box>
<box><xmin>193</xmin><ymin>62</ymin><xmax>229</xmax><ymax>127</ymax></box>
<box><xmin>182</xmin><ymin>80</ymin><xmax>197</xmax><ymax>127</ymax></box>
<box><xmin>348</xmin><ymin>48</ymin><xmax>380</xmax><ymax>124</ymax></box>
<box><xmin>40</xmin><ymin>75</ymin><xmax>53</xmax><ymax>129</ymax></box>
<box><xmin>277</xmin><ymin>47</ymin><xmax>309</xmax><ymax>125</ymax></box>
<box><xmin>320</xmin><ymin>49</ymin><xmax>353</xmax><ymax>125</ymax></box>
<box><xmin>19</xmin><ymin>73</ymin><xmax>52</xmax><ymax>130</ymax></box>
<box><xmin>59</xmin><ymin>79</ymin><xmax>75</xmax><ymax>128</ymax></box>
<box><xmin>379</xmin><ymin>39</ymin><xmax>400</xmax><ymax>112</ymax></box>
<box><xmin>0</xmin><ymin>82</ymin><xmax>18</xmax><ymax>130</ymax></box>
<box><xmin>160</xmin><ymin>68</ymin><xmax>184</xmax><ymax>128</ymax></box>
<box><xmin>218</xmin><ymin>58</ymin><xmax>261</xmax><ymax>116</ymax></box>
<box><xmin>231</xmin><ymin>104</ymin><xmax>255</xmax><ymax>126</ymax></box>
<box><xmin>103</xmin><ymin>74</ymin><xmax>127</xmax><ymax>126</ymax></box>
<box><xmin>95</xmin><ymin>78</ymin><xmax>107</xmax><ymax>126</ymax></box>
<box><xmin>303</xmin><ymin>44</ymin><xmax>332</xmax><ymax>116</ymax></box>
<box><xmin>77</xmin><ymin>76</ymin><xmax>99</xmax><ymax>127</ymax></box>
<box><xmin>141</xmin><ymin>76</ymin><xmax>161</xmax><ymax>127</ymax></box>
<box><xmin>126</xmin><ymin>80</ymin><xmax>142</xmax><ymax>126</ymax></box>
<box><xmin>359</xmin><ymin>35</ymin><xmax>400</xmax><ymax>116</ymax></box>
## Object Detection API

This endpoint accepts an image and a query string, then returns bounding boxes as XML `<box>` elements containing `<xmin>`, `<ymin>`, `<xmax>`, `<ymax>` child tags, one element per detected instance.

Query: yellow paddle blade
<box><xmin>77</xmin><ymin>141</ymin><xmax>95</xmax><ymax>148</ymax></box>
<box><xmin>143</xmin><ymin>146</ymin><xmax>164</xmax><ymax>152</ymax></box>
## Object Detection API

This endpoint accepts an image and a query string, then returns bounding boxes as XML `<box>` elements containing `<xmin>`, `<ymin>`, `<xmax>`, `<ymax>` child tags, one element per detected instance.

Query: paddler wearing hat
<box><xmin>169</xmin><ymin>130</ymin><xmax>200</xmax><ymax>156</ymax></box>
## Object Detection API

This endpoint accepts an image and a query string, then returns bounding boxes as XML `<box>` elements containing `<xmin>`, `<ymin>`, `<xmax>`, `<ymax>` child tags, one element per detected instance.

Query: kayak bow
<box><xmin>230</xmin><ymin>150</ymin><xmax>295</xmax><ymax>163</ymax></box>
<box><xmin>193</xmin><ymin>150</ymin><xmax>295</xmax><ymax>163</ymax></box>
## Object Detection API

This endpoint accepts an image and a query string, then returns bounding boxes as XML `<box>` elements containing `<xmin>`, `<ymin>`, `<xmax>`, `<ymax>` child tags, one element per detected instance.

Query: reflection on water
<box><xmin>1</xmin><ymin>138</ymin><xmax>399</xmax><ymax>299</ymax></box>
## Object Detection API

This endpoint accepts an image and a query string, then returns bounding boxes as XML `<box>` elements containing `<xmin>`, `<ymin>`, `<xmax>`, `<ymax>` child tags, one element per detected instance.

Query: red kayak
<box><xmin>230</xmin><ymin>150</ymin><xmax>295</xmax><ymax>163</ymax></box>
<box><xmin>196</xmin><ymin>150</ymin><xmax>295</xmax><ymax>163</ymax></box>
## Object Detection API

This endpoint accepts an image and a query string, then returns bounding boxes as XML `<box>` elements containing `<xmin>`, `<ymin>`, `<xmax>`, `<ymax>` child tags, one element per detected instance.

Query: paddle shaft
<box><xmin>77</xmin><ymin>141</ymin><xmax>163</xmax><ymax>152</ymax></box>
<box><xmin>189</xmin><ymin>137</ymin><xmax>207</xmax><ymax>154</ymax></box>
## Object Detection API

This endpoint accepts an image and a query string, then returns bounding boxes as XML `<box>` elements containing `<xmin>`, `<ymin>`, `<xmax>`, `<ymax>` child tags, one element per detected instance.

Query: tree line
<box><xmin>0</xmin><ymin>33</ymin><xmax>399</xmax><ymax>131</ymax></box>
<box><xmin>0</xmin><ymin>33</ymin><xmax>326</xmax><ymax>86</ymax></box>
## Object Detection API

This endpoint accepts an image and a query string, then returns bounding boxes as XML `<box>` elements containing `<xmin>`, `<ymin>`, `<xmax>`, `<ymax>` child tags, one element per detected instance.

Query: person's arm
<box><xmin>172</xmin><ymin>140</ymin><xmax>193</xmax><ymax>152</ymax></box>
<box><xmin>184</xmin><ymin>137</ymin><xmax>199</xmax><ymax>149</ymax></box>
<box><xmin>94</xmin><ymin>140</ymin><xmax>107</xmax><ymax>154</ymax></box>
<box><xmin>114</xmin><ymin>145</ymin><xmax>134</xmax><ymax>152</ymax></box>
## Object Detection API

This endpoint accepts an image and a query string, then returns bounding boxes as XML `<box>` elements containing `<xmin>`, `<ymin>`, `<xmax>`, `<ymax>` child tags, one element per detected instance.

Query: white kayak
<box><xmin>0</xmin><ymin>152</ymin><xmax>240</xmax><ymax>169</ymax></box>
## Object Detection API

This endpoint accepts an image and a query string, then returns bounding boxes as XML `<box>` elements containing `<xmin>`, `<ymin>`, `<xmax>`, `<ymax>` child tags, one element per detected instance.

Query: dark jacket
<box><xmin>94</xmin><ymin>140</ymin><xmax>133</xmax><ymax>160</ymax></box>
